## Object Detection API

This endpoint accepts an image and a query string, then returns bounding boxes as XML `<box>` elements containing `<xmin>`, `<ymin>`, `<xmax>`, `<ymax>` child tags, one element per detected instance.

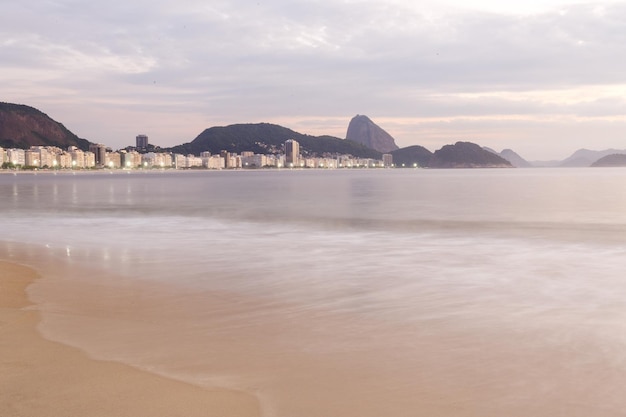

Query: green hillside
<box><xmin>170</xmin><ymin>123</ymin><xmax>382</xmax><ymax>159</ymax></box>
<box><xmin>0</xmin><ymin>102</ymin><xmax>91</xmax><ymax>150</ymax></box>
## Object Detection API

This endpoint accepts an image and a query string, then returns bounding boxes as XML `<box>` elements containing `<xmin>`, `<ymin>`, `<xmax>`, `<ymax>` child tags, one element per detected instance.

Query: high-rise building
<box><xmin>382</xmin><ymin>153</ymin><xmax>393</xmax><ymax>168</ymax></box>
<box><xmin>136</xmin><ymin>134</ymin><xmax>149</xmax><ymax>149</ymax></box>
<box><xmin>220</xmin><ymin>150</ymin><xmax>231</xmax><ymax>169</ymax></box>
<box><xmin>285</xmin><ymin>139</ymin><xmax>300</xmax><ymax>167</ymax></box>
<box><xmin>89</xmin><ymin>144</ymin><xmax>107</xmax><ymax>167</ymax></box>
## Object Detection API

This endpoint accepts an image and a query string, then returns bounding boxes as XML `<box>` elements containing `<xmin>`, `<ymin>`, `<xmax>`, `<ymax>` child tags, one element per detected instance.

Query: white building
<box><xmin>242</xmin><ymin>154</ymin><xmax>270</xmax><ymax>168</ymax></box>
<box><xmin>106</xmin><ymin>152</ymin><xmax>122</xmax><ymax>168</ymax></box>
<box><xmin>186</xmin><ymin>155</ymin><xmax>203</xmax><ymax>168</ymax></box>
<box><xmin>204</xmin><ymin>155</ymin><xmax>224</xmax><ymax>169</ymax></box>
<box><xmin>7</xmin><ymin>149</ymin><xmax>25</xmax><ymax>166</ymax></box>
<box><xmin>382</xmin><ymin>154</ymin><xmax>393</xmax><ymax>168</ymax></box>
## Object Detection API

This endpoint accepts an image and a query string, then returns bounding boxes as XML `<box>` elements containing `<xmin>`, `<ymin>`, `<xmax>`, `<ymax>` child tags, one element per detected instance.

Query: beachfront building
<box><xmin>56</xmin><ymin>152</ymin><xmax>72</xmax><ymax>168</ymax></box>
<box><xmin>84</xmin><ymin>152</ymin><xmax>96</xmax><ymax>168</ymax></box>
<box><xmin>285</xmin><ymin>139</ymin><xmax>300</xmax><ymax>168</ymax></box>
<box><xmin>70</xmin><ymin>147</ymin><xmax>86</xmax><ymax>168</ymax></box>
<box><xmin>120</xmin><ymin>150</ymin><xmax>141</xmax><ymax>169</ymax></box>
<box><xmin>241</xmin><ymin>153</ymin><xmax>271</xmax><ymax>168</ymax></box>
<box><xmin>7</xmin><ymin>149</ymin><xmax>25</xmax><ymax>166</ymax></box>
<box><xmin>89</xmin><ymin>144</ymin><xmax>107</xmax><ymax>167</ymax></box>
<box><xmin>172</xmin><ymin>153</ymin><xmax>186</xmax><ymax>169</ymax></box>
<box><xmin>184</xmin><ymin>155</ymin><xmax>202</xmax><ymax>168</ymax></box>
<box><xmin>204</xmin><ymin>155</ymin><xmax>224</xmax><ymax>169</ymax></box>
<box><xmin>141</xmin><ymin>152</ymin><xmax>172</xmax><ymax>168</ymax></box>
<box><xmin>383</xmin><ymin>153</ymin><xmax>393</xmax><ymax>168</ymax></box>
<box><xmin>38</xmin><ymin>147</ymin><xmax>55</xmax><ymax>168</ymax></box>
<box><xmin>106</xmin><ymin>152</ymin><xmax>122</xmax><ymax>169</ymax></box>
<box><xmin>24</xmin><ymin>150</ymin><xmax>39</xmax><ymax>167</ymax></box>
<box><xmin>68</xmin><ymin>147</ymin><xmax>96</xmax><ymax>168</ymax></box>
<box><xmin>314</xmin><ymin>157</ymin><xmax>337</xmax><ymax>169</ymax></box>
<box><xmin>220</xmin><ymin>150</ymin><xmax>234</xmax><ymax>169</ymax></box>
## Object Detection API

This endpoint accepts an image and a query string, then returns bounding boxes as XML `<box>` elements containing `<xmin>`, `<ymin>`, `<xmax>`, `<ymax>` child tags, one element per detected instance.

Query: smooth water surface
<box><xmin>2</xmin><ymin>168</ymin><xmax>626</xmax><ymax>416</ymax></box>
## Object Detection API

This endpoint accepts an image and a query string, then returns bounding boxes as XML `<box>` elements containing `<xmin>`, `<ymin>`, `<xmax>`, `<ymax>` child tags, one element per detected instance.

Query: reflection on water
<box><xmin>3</xmin><ymin>169</ymin><xmax>626</xmax><ymax>416</ymax></box>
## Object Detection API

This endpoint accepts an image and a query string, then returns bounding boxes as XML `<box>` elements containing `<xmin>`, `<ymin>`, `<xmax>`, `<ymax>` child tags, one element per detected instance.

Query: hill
<box><xmin>345</xmin><ymin>115</ymin><xmax>399</xmax><ymax>153</ymax></box>
<box><xmin>170</xmin><ymin>123</ymin><xmax>382</xmax><ymax>159</ymax></box>
<box><xmin>429</xmin><ymin>142</ymin><xmax>512</xmax><ymax>168</ymax></box>
<box><xmin>560</xmin><ymin>148</ymin><xmax>626</xmax><ymax>167</ymax></box>
<box><xmin>390</xmin><ymin>145</ymin><xmax>433</xmax><ymax>167</ymax></box>
<box><xmin>591</xmin><ymin>154</ymin><xmax>626</xmax><ymax>167</ymax></box>
<box><xmin>499</xmin><ymin>149</ymin><xmax>532</xmax><ymax>168</ymax></box>
<box><xmin>0</xmin><ymin>102</ymin><xmax>91</xmax><ymax>150</ymax></box>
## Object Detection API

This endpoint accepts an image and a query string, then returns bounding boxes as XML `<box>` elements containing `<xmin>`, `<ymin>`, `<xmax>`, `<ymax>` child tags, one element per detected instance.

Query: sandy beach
<box><xmin>0</xmin><ymin>260</ymin><xmax>260</xmax><ymax>417</ymax></box>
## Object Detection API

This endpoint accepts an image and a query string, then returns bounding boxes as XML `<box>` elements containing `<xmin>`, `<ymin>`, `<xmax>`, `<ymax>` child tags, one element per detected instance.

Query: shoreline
<box><xmin>0</xmin><ymin>260</ymin><xmax>260</xmax><ymax>417</ymax></box>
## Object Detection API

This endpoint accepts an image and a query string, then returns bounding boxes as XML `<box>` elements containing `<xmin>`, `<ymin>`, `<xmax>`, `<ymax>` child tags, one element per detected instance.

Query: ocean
<box><xmin>2</xmin><ymin>168</ymin><xmax>626</xmax><ymax>416</ymax></box>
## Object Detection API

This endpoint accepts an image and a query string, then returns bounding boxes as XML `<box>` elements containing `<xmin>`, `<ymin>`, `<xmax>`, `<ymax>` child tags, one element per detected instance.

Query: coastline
<box><xmin>0</xmin><ymin>260</ymin><xmax>260</xmax><ymax>417</ymax></box>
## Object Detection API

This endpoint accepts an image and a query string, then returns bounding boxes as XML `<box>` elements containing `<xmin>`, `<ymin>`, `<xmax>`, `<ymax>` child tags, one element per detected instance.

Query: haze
<box><xmin>2</xmin><ymin>0</ymin><xmax>624</xmax><ymax>160</ymax></box>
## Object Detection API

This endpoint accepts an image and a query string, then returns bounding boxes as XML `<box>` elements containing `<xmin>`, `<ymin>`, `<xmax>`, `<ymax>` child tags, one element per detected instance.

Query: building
<box><xmin>186</xmin><ymin>154</ymin><xmax>203</xmax><ymax>168</ymax></box>
<box><xmin>136</xmin><ymin>134</ymin><xmax>149</xmax><ymax>149</ymax></box>
<box><xmin>7</xmin><ymin>149</ymin><xmax>25</xmax><ymax>166</ymax></box>
<box><xmin>242</xmin><ymin>154</ymin><xmax>270</xmax><ymax>168</ymax></box>
<box><xmin>285</xmin><ymin>139</ymin><xmax>300</xmax><ymax>167</ymax></box>
<box><xmin>383</xmin><ymin>153</ymin><xmax>393</xmax><ymax>168</ymax></box>
<box><xmin>24</xmin><ymin>150</ymin><xmax>39</xmax><ymax>167</ymax></box>
<box><xmin>56</xmin><ymin>152</ymin><xmax>72</xmax><ymax>168</ymax></box>
<box><xmin>70</xmin><ymin>147</ymin><xmax>85</xmax><ymax>168</ymax></box>
<box><xmin>121</xmin><ymin>150</ymin><xmax>141</xmax><ymax>168</ymax></box>
<box><xmin>106</xmin><ymin>152</ymin><xmax>122</xmax><ymax>168</ymax></box>
<box><xmin>173</xmin><ymin>153</ymin><xmax>187</xmax><ymax>169</ymax></box>
<box><xmin>220</xmin><ymin>150</ymin><xmax>231</xmax><ymax>168</ymax></box>
<box><xmin>84</xmin><ymin>151</ymin><xmax>96</xmax><ymax>168</ymax></box>
<box><xmin>204</xmin><ymin>155</ymin><xmax>224</xmax><ymax>169</ymax></box>
<box><xmin>89</xmin><ymin>144</ymin><xmax>107</xmax><ymax>167</ymax></box>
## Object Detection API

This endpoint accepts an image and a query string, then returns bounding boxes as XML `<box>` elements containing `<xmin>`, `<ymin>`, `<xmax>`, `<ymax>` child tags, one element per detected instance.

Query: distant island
<box><xmin>1</xmin><ymin>101</ymin><xmax>624</xmax><ymax>169</ymax></box>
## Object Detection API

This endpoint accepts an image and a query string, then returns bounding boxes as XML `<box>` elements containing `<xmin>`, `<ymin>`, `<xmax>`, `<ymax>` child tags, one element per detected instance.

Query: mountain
<box><xmin>560</xmin><ymin>148</ymin><xmax>626</xmax><ymax>167</ymax></box>
<box><xmin>345</xmin><ymin>115</ymin><xmax>399</xmax><ymax>153</ymax></box>
<box><xmin>499</xmin><ymin>149</ymin><xmax>532</xmax><ymax>168</ymax></box>
<box><xmin>390</xmin><ymin>145</ymin><xmax>433</xmax><ymax>167</ymax></box>
<box><xmin>170</xmin><ymin>123</ymin><xmax>382</xmax><ymax>159</ymax></box>
<box><xmin>429</xmin><ymin>142</ymin><xmax>512</xmax><ymax>168</ymax></box>
<box><xmin>484</xmin><ymin>146</ymin><xmax>532</xmax><ymax>167</ymax></box>
<box><xmin>591</xmin><ymin>154</ymin><xmax>626</xmax><ymax>167</ymax></box>
<box><xmin>0</xmin><ymin>102</ymin><xmax>91</xmax><ymax>150</ymax></box>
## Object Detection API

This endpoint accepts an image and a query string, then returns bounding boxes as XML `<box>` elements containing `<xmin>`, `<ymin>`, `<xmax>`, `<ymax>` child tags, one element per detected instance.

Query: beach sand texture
<box><xmin>0</xmin><ymin>261</ymin><xmax>260</xmax><ymax>417</ymax></box>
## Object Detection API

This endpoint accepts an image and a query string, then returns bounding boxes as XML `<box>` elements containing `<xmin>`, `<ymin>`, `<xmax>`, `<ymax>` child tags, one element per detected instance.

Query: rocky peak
<box><xmin>345</xmin><ymin>115</ymin><xmax>399</xmax><ymax>153</ymax></box>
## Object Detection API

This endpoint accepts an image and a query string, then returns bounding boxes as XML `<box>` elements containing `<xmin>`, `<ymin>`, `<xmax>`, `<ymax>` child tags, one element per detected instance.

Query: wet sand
<box><xmin>3</xmin><ymin>250</ymin><xmax>626</xmax><ymax>417</ymax></box>
<box><xmin>0</xmin><ymin>261</ymin><xmax>260</xmax><ymax>417</ymax></box>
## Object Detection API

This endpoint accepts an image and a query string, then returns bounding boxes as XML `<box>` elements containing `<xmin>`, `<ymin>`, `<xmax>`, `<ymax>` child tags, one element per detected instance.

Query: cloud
<box><xmin>2</xmin><ymin>0</ymin><xmax>625</xmax><ymax>158</ymax></box>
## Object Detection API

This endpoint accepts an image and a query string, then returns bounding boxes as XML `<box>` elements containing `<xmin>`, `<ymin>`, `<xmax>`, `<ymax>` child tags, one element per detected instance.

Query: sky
<box><xmin>3</xmin><ymin>0</ymin><xmax>626</xmax><ymax>160</ymax></box>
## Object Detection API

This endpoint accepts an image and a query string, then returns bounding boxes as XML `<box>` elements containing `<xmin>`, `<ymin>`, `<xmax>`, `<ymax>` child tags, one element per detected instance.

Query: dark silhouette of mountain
<box><xmin>390</xmin><ymin>145</ymin><xmax>433</xmax><ymax>167</ymax></box>
<box><xmin>429</xmin><ymin>142</ymin><xmax>512</xmax><ymax>168</ymax></box>
<box><xmin>169</xmin><ymin>123</ymin><xmax>382</xmax><ymax>159</ymax></box>
<box><xmin>560</xmin><ymin>148</ymin><xmax>626</xmax><ymax>167</ymax></box>
<box><xmin>345</xmin><ymin>115</ymin><xmax>399</xmax><ymax>153</ymax></box>
<box><xmin>591</xmin><ymin>154</ymin><xmax>626</xmax><ymax>167</ymax></box>
<box><xmin>0</xmin><ymin>102</ymin><xmax>91</xmax><ymax>150</ymax></box>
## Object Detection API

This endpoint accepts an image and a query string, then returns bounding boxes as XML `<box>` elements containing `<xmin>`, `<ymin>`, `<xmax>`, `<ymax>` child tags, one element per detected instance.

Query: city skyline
<box><xmin>3</xmin><ymin>0</ymin><xmax>626</xmax><ymax>160</ymax></box>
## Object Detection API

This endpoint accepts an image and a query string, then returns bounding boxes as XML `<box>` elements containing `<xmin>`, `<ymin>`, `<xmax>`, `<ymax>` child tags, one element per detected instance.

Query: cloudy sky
<box><xmin>3</xmin><ymin>0</ymin><xmax>626</xmax><ymax>159</ymax></box>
